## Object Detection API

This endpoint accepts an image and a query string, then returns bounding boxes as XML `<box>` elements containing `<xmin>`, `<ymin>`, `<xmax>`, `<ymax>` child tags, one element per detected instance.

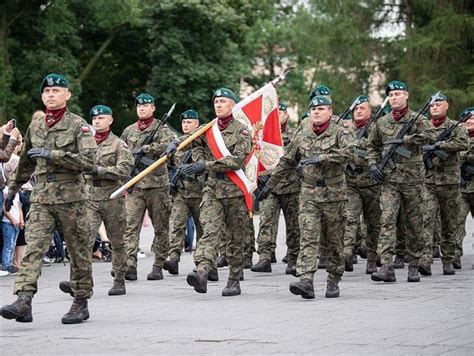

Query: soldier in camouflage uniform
<box><xmin>252</xmin><ymin>102</ymin><xmax>301</xmax><ymax>274</ymax></box>
<box><xmin>163</xmin><ymin>109</ymin><xmax>204</xmax><ymax>276</ymax></box>
<box><xmin>121</xmin><ymin>93</ymin><xmax>176</xmax><ymax>281</ymax></box>
<box><xmin>367</xmin><ymin>80</ymin><xmax>435</xmax><ymax>283</ymax></box>
<box><xmin>1</xmin><ymin>74</ymin><xmax>97</xmax><ymax>324</ymax></box>
<box><xmin>456</xmin><ymin>107</ymin><xmax>474</xmax><ymax>269</ymax></box>
<box><xmin>59</xmin><ymin>105</ymin><xmax>133</xmax><ymax>296</ymax></box>
<box><xmin>261</xmin><ymin>96</ymin><xmax>355</xmax><ymax>299</ymax></box>
<box><xmin>419</xmin><ymin>93</ymin><xmax>468</xmax><ymax>276</ymax></box>
<box><xmin>344</xmin><ymin>95</ymin><xmax>382</xmax><ymax>274</ymax></box>
<box><xmin>166</xmin><ymin>88</ymin><xmax>252</xmax><ymax>296</ymax></box>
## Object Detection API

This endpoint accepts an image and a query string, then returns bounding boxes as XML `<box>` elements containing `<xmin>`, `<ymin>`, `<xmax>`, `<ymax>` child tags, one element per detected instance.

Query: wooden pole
<box><xmin>110</xmin><ymin>120</ymin><xmax>215</xmax><ymax>199</ymax></box>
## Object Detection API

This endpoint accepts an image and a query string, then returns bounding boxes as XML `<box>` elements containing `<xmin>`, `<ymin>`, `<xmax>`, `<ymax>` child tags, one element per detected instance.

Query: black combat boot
<box><xmin>59</xmin><ymin>281</ymin><xmax>74</xmax><ymax>297</ymax></box>
<box><xmin>187</xmin><ymin>270</ymin><xmax>208</xmax><ymax>293</ymax></box>
<box><xmin>407</xmin><ymin>266</ymin><xmax>420</xmax><ymax>282</ymax></box>
<box><xmin>250</xmin><ymin>259</ymin><xmax>272</xmax><ymax>273</ymax></box>
<box><xmin>289</xmin><ymin>279</ymin><xmax>315</xmax><ymax>299</ymax></box>
<box><xmin>108</xmin><ymin>279</ymin><xmax>126</xmax><ymax>296</ymax></box>
<box><xmin>318</xmin><ymin>257</ymin><xmax>327</xmax><ymax>269</ymax></box>
<box><xmin>432</xmin><ymin>245</ymin><xmax>441</xmax><ymax>258</ymax></box>
<box><xmin>371</xmin><ymin>265</ymin><xmax>396</xmax><ymax>282</ymax></box>
<box><xmin>357</xmin><ymin>247</ymin><xmax>368</xmax><ymax>259</ymax></box>
<box><xmin>453</xmin><ymin>256</ymin><xmax>462</xmax><ymax>269</ymax></box>
<box><xmin>222</xmin><ymin>280</ymin><xmax>241</xmax><ymax>296</ymax></box>
<box><xmin>1</xmin><ymin>292</ymin><xmax>33</xmax><ymax>322</ymax></box>
<box><xmin>344</xmin><ymin>253</ymin><xmax>354</xmax><ymax>272</ymax></box>
<box><xmin>376</xmin><ymin>256</ymin><xmax>382</xmax><ymax>267</ymax></box>
<box><xmin>207</xmin><ymin>268</ymin><xmax>219</xmax><ymax>281</ymax></box>
<box><xmin>366</xmin><ymin>261</ymin><xmax>377</xmax><ymax>275</ymax></box>
<box><xmin>418</xmin><ymin>260</ymin><xmax>432</xmax><ymax>276</ymax></box>
<box><xmin>285</xmin><ymin>261</ymin><xmax>296</xmax><ymax>275</ymax></box>
<box><xmin>147</xmin><ymin>266</ymin><xmax>163</xmax><ymax>280</ymax></box>
<box><xmin>442</xmin><ymin>262</ymin><xmax>455</xmax><ymax>275</ymax></box>
<box><xmin>271</xmin><ymin>251</ymin><xmax>277</xmax><ymax>263</ymax></box>
<box><xmin>282</xmin><ymin>254</ymin><xmax>288</xmax><ymax>263</ymax></box>
<box><xmin>216</xmin><ymin>255</ymin><xmax>228</xmax><ymax>268</ymax></box>
<box><xmin>163</xmin><ymin>259</ymin><xmax>179</xmax><ymax>275</ymax></box>
<box><xmin>393</xmin><ymin>255</ymin><xmax>405</xmax><ymax>269</ymax></box>
<box><xmin>124</xmin><ymin>266</ymin><xmax>137</xmax><ymax>281</ymax></box>
<box><xmin>325</xmin><ymin>280</ymin><xmax>340</xmax><ymax>298</ymax></box>
<box><xmin>61</xmin><ymin>298</ymin><xmax>89</xmax><ymax>324</ymax></box>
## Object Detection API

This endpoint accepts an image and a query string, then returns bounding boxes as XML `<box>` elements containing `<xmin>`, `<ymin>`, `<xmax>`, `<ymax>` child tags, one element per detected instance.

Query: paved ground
<box><xmin>1</xmin><ymin>215</ymin><xmax>473</xmax><ymax>355</ymax></box>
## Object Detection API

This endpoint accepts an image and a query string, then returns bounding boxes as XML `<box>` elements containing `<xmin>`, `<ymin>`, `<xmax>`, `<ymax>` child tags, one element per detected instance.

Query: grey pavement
<box><xmin>1</xmin><ymin>214</ymin><xmax>473</xmax><ymax>355</ymax></box>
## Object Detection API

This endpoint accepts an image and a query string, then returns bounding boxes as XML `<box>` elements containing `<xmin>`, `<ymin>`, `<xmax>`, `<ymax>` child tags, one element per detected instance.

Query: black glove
<box><xmin>257</xmin><ymin>184</ymin><xmax>272</xmax><ymax>202</ymax></box>
<box><xmin>4</xmin><ymin>192</ymin><xmax>16</xmax><ymax>212</ymax></box>
<box><xmin>181</xmin><ymin>162</ymin><xmax>206</xmax><ymax>178</ymax></box>
<box><xmin>165</xmin><ymin>140</ymin><xmax>179</xmax><ymax>160</ymax></box>
<box><xmin>84</xmin><ymin>166</ymin><xmax>99</xmax><ymax>177</ymax></box>
<box><xmin>422</xmin><ymin>143</ymin><xmax>440</xmax><ymax>152</ymax></box>
<box><xmin>257</xmin><ymin>175</ymin><xmax>269</xmax><ymax>190</ymax></box>
<box><xmin>296</xmin><ymin>156</ymin><xmax>321</xmax><ymax>175</ymax></box>
<box><xmin>369</xmin><ymin>163</ymin><xmax>384</xmax><ymax>184</ymax></box>
<box><xmin>383</xmin><ymin>138</ymin><xmax>403</xmax><ymax>145</ymax></box>
<box><xmin>27</xmin><ymin>147</ymin><xmax>51</xmax><ymax>159</ymax></box>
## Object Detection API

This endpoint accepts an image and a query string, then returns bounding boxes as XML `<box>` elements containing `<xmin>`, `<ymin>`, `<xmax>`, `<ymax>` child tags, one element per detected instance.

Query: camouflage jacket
<box><xmin>270</xmin><ymin>121</ymin><xmax>355</xmax><ymax>203</ymax></box>
<box><xmin>10</xmin><ymin>110</ymin><xmax>97</xmax><ymax>204</ymax></box>
<box><xmin>424</xmin><ymin>117</ymin><xmax>468</xmax><ymax>186</ymax></box>
<box><xmin>346</xmin><ymin>124</ymin><xmax>380</xmax><ymax>187</ymax></box>
<box><xmin>460</xmin><ymin>135</ymin><xmax>474</xmax><ymax>193</ymax></box>
<box><xmin>121</xmin><ymin>119</ymin><xmax>176</xmax><ymax>190</ymax></box>
<box><xmin>181</xmin><ymin>119</ymin><xmax>252</xmax><ymax>199</ymax></box>
<box><xmin>266</xmin><ymin>125</ymin><xmax>301</xmax><ymax>195</ymax></box>
<box><xmin>172</xmin><ymin>149</ymin><xmax>204</xmax><ymax>199</ymax></box>
<box><xmin>367</xmin><ymin>109</ymin><xmax>435</xmax><ymax>184</ymax></box>
<box><xmin>0</xmin><ymin>130</ymin><xmax>19</xmax><ymax>188</ymax></box>
<box><xmin>85</xmin><ymin>132</ymin><xmax>133</xmax><ymax>201</ymax></box>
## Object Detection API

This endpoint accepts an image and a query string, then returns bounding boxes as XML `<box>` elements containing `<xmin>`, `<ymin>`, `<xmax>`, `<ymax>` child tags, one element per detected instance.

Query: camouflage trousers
<box><xmin>297</xmin><ymin>194</ymin><xmax>346</xmax><ymax>282</ymax></box>
<box><xmin>86</xmin><ymin>197</ymin><xmax>128</xmax><ymax>280</ymax></box>
<box><xmin>456</xmin><ymin>192</ymin><xmax>474</xmax><ymax>257</ymax></box>
<box><xmin>256</xmin><ymin>192</ymin><xmax>300</xmax><ymax>263</ymax></box>
<box><xmin>421</xmin><ymin>184</ymin><xmax>460</xmax><ymax>264</ymax></box>
<box><xmin>124</xmin><ymin>187</ymin><xmax>171</xmax><ymax>269</ymax></box>
<box><xmin>169</xmin><ymin>194</ymin><xmax>203</xmax><ymax>261</ymax></box>
<box><xmin>344</xmin><ymin>184</ymin><xmax>381</xmax><ymax>262</ymax></box>
<box><xmin>378</xmin><ymin>182</ymin><xmax>424</xmax><ymax>267</ymax></box>
<box><xmin>13</xmin><ymin>201</ymin><xmax>93</xmax><ymax>299</ymax></box>
<box><xmin>218</xmin><ymin>214</ymin><xmax>255</xmax><ymax>260</ymax></box>
<box><xmin>195</xmin><ymin>189</ymin><xmax>248</xmax><ymax>281</ymax></box>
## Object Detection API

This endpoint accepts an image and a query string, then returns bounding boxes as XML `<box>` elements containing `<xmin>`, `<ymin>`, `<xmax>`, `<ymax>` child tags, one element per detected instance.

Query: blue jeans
<box><xmin>2</xmin><ymin>221</ymin><xmax>20</xmax><ymax>272</ymax></box>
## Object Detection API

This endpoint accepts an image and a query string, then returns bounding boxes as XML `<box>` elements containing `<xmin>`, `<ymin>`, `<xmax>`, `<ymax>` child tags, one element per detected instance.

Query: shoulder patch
<box><xmin>123</xmin><ymin>143</ymin><xmax>129</xmax><ymax>149</ymax></box>
<box><xmin>81</xmin><ymin>126</ymin><xmax>90</xmax><ymax>133</ymax></box>
<box><xmin>241</xmin><ymin>129</ymin><xmax>249</xmax><ymax>136</ymax></box>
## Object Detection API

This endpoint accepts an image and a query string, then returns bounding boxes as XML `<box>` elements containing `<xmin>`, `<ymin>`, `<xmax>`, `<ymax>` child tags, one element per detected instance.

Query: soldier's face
<box><xmin>214</xmin><ymin>97</ymin><xmax>235</xmax><ymax>118</ymax></box>
<box><xmin>353</xmin><ymin>102</ymin><xmax>371</xmax><ymax>121</ymax></box>
<box><xmin>279</xmin><ymin>109</ymin><xmax>289</xmax><ymax>125</ymax></box>
<box><xmin>388</xmin><ymin>90</ymin><xmax>409</xmax><ymax>110</ymax></box>
<box><xmin>430</xmin><ymin>101</ymin><xmax>449</xmax><ymax>118</ymax></box>
<box><xmin>92</xmin><ymin>114</ymin><xmax>113</xmax><ymax>132</ymax></box>
<box><xmin>182</xmin><ymin>119</ymin><xmax>199</xmax><ymax>134</ymax></box>
<box><xmin>137</xmin><ymin>103</ymin><xmax>155</xmax><ymax>120</ymax></box>
<box><xmin>310</xmin><ymin>105</ymin><xmax>332</xmax><ymax>125</ymax></box>
<box><xmin>41</xmin><ymin>87</ymin><xmax>71</xmax><ymax>110</ymax></box>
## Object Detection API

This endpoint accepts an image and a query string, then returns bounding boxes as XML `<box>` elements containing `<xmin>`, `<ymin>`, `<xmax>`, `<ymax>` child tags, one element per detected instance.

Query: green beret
<box><xmin>309</xmin><ymin>95</ymin><xmax>332</xmax><ymax>108</ymax></box>
<box><xmin>40</xmin><ymin>73</ymin><xmax>69</xmax><ymax>93</ymax></box>
<box><xmin>90</xmin><ymin>105</ymin><xmax>112</xmax><ymax>119</ymax></box>
<box><xmin>279</xmin><ymin>102</ymin><xmax>288</xmax><ymax>111</ymax></box>
<box><xmin>385</xmin><ymin>80</ymin><xmax>408</xmax><ymax>95</ymax></box>
<box><xmin>461</xmin><ymin>107</ymin><xmax>474</xmax><ymax>119</ymax></box>
<box><xmin>181</xmin><ymin>109</ymin><xmax>199</xmax><ymax>121</ymax></box>
<box><xmin>310</xmin><ymin>85</ymin><xmax>332</xmax><ymax>100</ymax></box>
<box><xmin>135</xmin><ymin>93</ymin><xmax>154</xmax><ymax>105</ymax></box>
<box><xmin>352</xmin><ymin>95</ymin><xmax>369</xmax><ymax>110</ymax></box>
<box><xmin>430</xmin><ymin>92</ymin><xmax>447</xmax><ymax>102</ymax></box>
<box><xmin>213</xmin><ymin>87</ymin><xmax>239</xmax><ymax>103</ymax></box>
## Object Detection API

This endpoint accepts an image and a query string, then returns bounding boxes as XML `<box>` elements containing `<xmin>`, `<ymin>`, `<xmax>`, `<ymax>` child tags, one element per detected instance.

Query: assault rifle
<box><xmin>378</xmin><ymin>92</ymin><xmax>441</xmax><ymax>172</ymax></box>
<box><xmin>131</xmin><ymin>103</ymin><xmax>176</xmax><ymax>177</ymax></box>
<box><xmin>423</xmin><ymin>110</ymin><xmax>473</xmax><ymax>170</ymax></box>
<box><xmin>169</xmin><ymin>150</ymin><xmax>193</xmax><ymax>196</ymax></box>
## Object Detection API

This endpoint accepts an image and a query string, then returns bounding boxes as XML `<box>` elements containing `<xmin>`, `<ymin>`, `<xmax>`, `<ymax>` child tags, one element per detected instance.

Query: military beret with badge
<box><xmin>90</xmin><ymin>104</ymin><xmax>112</xmax><ymax>119</ymax></box>
<box><xmin>135</xmin><ymin>93</ymin><xmax>155</xmax><ymax>105</ymax></box>
<box><xmin>309</xmin><ymin>95</ymin><xmax>332</xmax><ymax>108</ymax></box>
<box><xmin>430</xmin><ymin>92</ymin><xmax>448</xmax><ymax>102</ymax></box>
<box><xmin>213</xmin><ymin>88</ymin><xmax>240</xmax><ymax>103</ymax></box>
<box><xmin>279</xmin><ymin>102</ymin><xmax>288</xmax><ymax>111</ymax></box>
<box><xmin>385</xmin><ymin>80</ymin><xmax>408</xmax><ymax>95</ymax></box>
<box><xmin>40</xmin><ymin>73</ymin><xmax>69</xmax><ymax>93</ymax></box>
<box><xmin>181</xmin><ymin>109</ymin><xmax>200</xmax><ymax>121</ymax></box>
<box><xmin>309</xmin><ymin>85</ymin><xmax>332</xmax><ymax>100</ymax></box>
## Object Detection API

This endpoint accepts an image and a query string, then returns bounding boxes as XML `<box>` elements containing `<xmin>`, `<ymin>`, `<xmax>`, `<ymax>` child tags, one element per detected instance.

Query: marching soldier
<box><xmin>251</xmin><ymin>102</ymin><xmax>301</xmax><ymax>274</ymax></box>
<box><xmin>164</xmin><ymin>110</ymin><xmax>204</xmax><ymax>276</ymax></box>
<box><xmin>1</xmin><ymin>73</ymin><xmax>97</xmax><ymax>324</ymax></box>
<box><xmin>260</xmin><ymin>96</ymin><xmax>355</xmax><ymax>299</ymax></box>
<box><xmin>166</xmin><ymin>88</ymin><xmax>252</xmax><ymax>296</ymax></box>
<box><xmin>344</xmin><ymin>95</ymin><xmax>382</xmax><ymax>274</ymax></box>
<box><xmin>367</xmin><ymin>80</ymin><xmax>435</xmax><ymax>283</ymax></box>
<box><xmin>121</xmin><ymin>93</ymin><xmax>176</xmax><ymax>281</ymax></box>
<box><xmin>419</xmin><ymin>93</ymin><xmax>468</xmax><ymax>276</ymax></box>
